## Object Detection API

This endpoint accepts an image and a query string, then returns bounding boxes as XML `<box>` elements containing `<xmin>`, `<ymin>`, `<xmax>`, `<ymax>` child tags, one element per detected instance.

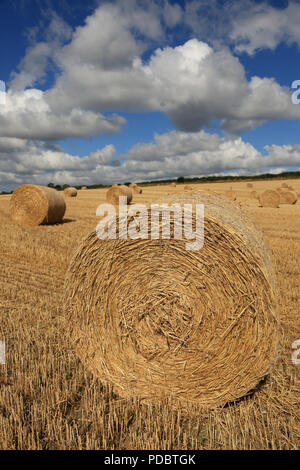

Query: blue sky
<box><xmin>1</xmin><ymin>0</ymin><xmax>300</xmax><ymax>190</ymax></box>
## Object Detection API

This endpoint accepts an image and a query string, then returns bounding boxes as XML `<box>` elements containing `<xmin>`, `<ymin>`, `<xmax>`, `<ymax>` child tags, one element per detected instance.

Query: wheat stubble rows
<box><xmin>0</xmin><ymin>180</ymin><xmax>299</xmax><ymax>449</ymax></box>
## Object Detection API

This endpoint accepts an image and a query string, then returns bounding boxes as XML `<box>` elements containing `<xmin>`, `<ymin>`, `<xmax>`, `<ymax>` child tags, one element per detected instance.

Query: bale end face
<box><xmin>64</xmin><ymin>192</ymin><xmax>278</xmax><ymax>410</ymax></box>
<box><xmin>259</xmin><ymin>190</ymin><xmax>280</xmax><ymax>208</ymax></box>
<box><xmin>279</xmin><ymin>191</ymin><xmax>297</xmax><ymax>205</ymax></box>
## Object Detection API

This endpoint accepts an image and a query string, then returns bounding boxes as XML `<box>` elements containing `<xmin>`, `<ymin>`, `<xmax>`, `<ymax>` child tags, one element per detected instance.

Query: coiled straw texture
<box><xmin>64</xmin><ymin>192</ymin><xmax>278</xmax><ymax>409</ymax></box>
<box><xmin>10</xmin><ymin>184</ymin><xmax>66</xmax><ymax>227</ymax></box>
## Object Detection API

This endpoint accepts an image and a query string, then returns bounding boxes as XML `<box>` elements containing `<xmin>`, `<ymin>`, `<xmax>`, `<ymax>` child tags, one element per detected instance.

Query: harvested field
<box><xmin>0</xmin><ymin>178</ymin><xmax>299</xmax><ymax>450</ymax></box>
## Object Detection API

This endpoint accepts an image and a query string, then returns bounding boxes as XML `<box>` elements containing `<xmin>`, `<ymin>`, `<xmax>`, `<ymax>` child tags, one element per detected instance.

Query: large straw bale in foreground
<box><xmin>10</xmin><ymin>184</ymin><xmax>66</xmax><ymax>227</ymax></box>
<box><xmin>106</xmin><ymin>185</ymin><xmax>132</xmax><ymax>205</ymax></box>
<box><xmin>259</xmin><ymin>190</ymin><xmax>280</xmax><ymax>208</ymax></box>
<box><xmin>64</xmin><ymin>193</ymin><xmax>278</xmax><ymax>409</ymax></box>
<box><xmin>279</xmin><ymin>190</ymin><xmax>297</xmax><ymax>205</ymax></box>
<box><xmin>64</xmin><ymin>187</ymin><xmax>77</xmax><ymax>197</ymax></box>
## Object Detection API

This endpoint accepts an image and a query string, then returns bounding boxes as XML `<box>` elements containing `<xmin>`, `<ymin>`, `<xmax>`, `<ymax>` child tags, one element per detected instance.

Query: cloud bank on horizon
<box><xmin>1</xmin><ymin>0</ymin><xmax>300</xmax><ymax>190</ymax></box>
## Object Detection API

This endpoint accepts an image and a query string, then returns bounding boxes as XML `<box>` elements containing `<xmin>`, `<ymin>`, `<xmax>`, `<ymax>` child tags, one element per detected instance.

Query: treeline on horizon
<box><xmin>2</xmin><ymin>170</ymin><xmax>300</xmax><ymax>194</ymax></box>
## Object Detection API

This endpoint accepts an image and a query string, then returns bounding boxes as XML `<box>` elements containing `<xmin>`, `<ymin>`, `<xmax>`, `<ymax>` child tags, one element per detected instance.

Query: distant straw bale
<box><xmin>106</xmin><ymin>185</ymin><xmax>132</xmax><ymax>205</ymax></box>
<box><xmin>250</xmin><ymin>190</ymin><xmax>258</xmax><ymax>199</ymax></box>
<box><xmin>259</xmin><ymin>190</ymin><xmax>280</xmax><ymax>208</ymax></box>
<box><xmin>64</xmin><ymin>192</ymin><xmax>278</xmax><ymax>409</ymax></box>
<box><xmin>184</xmin><ymin>185</ymin><xmax>193</xmax><ymax>191</ymax></box>
<box><xmin>10</xmin><ymin>184</ymin><xmax>66</xmax><ymax>227</ymax></box>
<box><xmin>171</xmin><ymin>183</ymin><xmax>176</xmax><ymax>187</ymax></box>
<box><xmin>225</xmin><ymin>188</ymin><xmax>237</xmax><ymax>201</ymax></box>
<box><xmin>81</xmin><ymin>186</ymin><xmax>87</xmax><ymax>190</ymax></box>
<box><xmin>279</xmin><ymin>191</ymin><xmax>297</xmax><ymax>205</ymax></box>
<box><xmin>247</xmin><ymin>183</ymin><xmax>253</xmax><ymax>188</ymax></box>
<box><xmin>64</xmin><ymin>187</ymin><xmax>77</xmax><ymax>198</ymax></box>
<box><xmin>281</xmin><ymin>183</ymin><xmax>288</xmax><ymax>188</ymax></box>
<box><xmin>129</xmin><ymin>183</ymin><xmax>142</xmax><ymax>194</ymax></box>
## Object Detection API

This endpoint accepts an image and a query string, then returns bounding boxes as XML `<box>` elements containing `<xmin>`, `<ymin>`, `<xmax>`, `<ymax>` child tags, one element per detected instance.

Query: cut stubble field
<box><xmin>0</xmin><ymin>180</ymin><xmax>299</xmax><ymax>450</ymax></box>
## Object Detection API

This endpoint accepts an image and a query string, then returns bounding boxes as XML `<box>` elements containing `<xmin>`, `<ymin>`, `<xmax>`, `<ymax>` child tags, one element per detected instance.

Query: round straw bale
<box><xmin>10</xmin><ymin>184</ymin><xmax>66</xmax><ymax>227</ymax></box>
<box><xmin>112</xmin><ymin>184</ymin><xmax>118</xmax><ymax>188</ymax></box>
<box><xmin>64</xmin><ymin>192</ymin><xmax>278</xmax><ymax>409</ymax></box>
<box><xmin>279</xmin><ymin>190</ymin><xmax>297</xmax><ymax>205</ymax></box>
<box><xmin>184</xmin><ymin>185</ymin><xmax>193</xmax><ymax>191</ymax></box>
<box><xmin>287</xmin><ymin>185</ymin><xmax>294</xmax><ymax>190</ymax></box>
<box><xmin>225</xmin><ymin>188</ymin><xmax>237</xmax><ymax>201</ymax></box>
<box><xmin>81</xmin><ymin>186</ymin><xmax>87</xmax><ymax>190</ymax></box>
<box><xmin>247</xmin><ymin>182</ymin><xmax>253</xmax><ymax>188</ymax></box>
<box><xmin>171</xmin><ymin>182</ymin><xmax>176</xmax><ymax>187</ymax></box>
<box><xmin>259</xmin><ymin>189</ymin><xmax>280</xmax><ymax>208</ymax></box>
<box><xmin>64</xmin><ymin>187</ymin><xmax>77</xmax><ymax>197</ymax></box>
<box><xmin>129</xmin><ymin>183</ymin><xmax>143</xmax><ymax>194</ymax></box>
<box><xmin>106</xmin><ymin>185</ymin><xmax>132</xmax><ymax>205</ymax></box>
<box><xmin>281</xmin><ymin>182</ymin><xmax>288</xmax><ymax>188</ymax></box>
<box><xmin>250</xmin><ymin>190</ymin><xmax>258</xmax><ymax>199</ymax></box>
<box><xmin>133</xmin><ymin>185</ymin><xmax>143</xmax><ymax>194</ymax></box>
